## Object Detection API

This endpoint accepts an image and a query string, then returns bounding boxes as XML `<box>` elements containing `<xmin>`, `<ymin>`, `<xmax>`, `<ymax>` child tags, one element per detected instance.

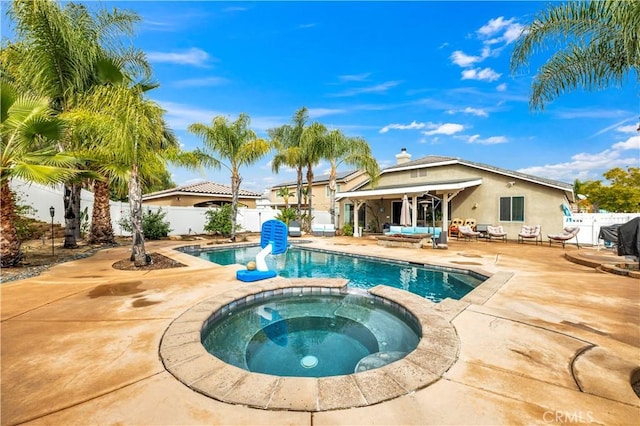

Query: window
<box><xmin>499</xmin><ymin>196</ymin><xmax>524</xmax><ymax>221</ymax></box>
<box><xmin>325</xmin><ymin>184</ymin><xmax>341</xmax><ymax>197</ymax></box>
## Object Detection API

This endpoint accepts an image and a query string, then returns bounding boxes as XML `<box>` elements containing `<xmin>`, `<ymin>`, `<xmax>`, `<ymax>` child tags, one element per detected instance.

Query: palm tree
<box><xmin>0</xmin><ymin>80</ymin><xmax>81</xmax><ymax>266</ymax></box>
<box><xmin>188</xmin><ymin>113</ymin><xmax>271</xmax><ymax>241</ymax></box>
<box><xmin>300</xmin><ymin>121</ymin><xmax>327</xmax><ymax>230</ymax></box>
<box><xmin>321</xmin><ymin>129</ymin><xmax>380</xmax><ymax>225</ymax></box>
<box><xmin>5</xmin><ymin>0</ymin><xmax>149</xmax><ymax>248</ymax></box>
<box><xmin>268</xmin><ymin>107</ymin><xmax>309</xmax><ymax>216</ymax></box>
<box><xmin>510</xmin><ymin>0</ymin><xmax>640</xmax><ymax>110</ymax></box>
<box><xmin>276</xmin><ymin>186</ymin><xmax>294</xmax><ymax>208</ymax></box>
<box><xmin>65</xmin><ymin>84</ymin><xmax>186</xmax><ymax>265</ymax></box>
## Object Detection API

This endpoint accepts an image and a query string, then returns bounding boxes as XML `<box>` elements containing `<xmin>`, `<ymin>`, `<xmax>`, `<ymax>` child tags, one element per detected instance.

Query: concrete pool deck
<box><xmin>1</xmin><ymin>236</ymin><xmax>638</xmax><ymax>425</ymax></box>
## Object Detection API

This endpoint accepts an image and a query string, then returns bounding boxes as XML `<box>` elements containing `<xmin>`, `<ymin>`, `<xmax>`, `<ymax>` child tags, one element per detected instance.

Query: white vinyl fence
<box><xmin>11</xmin><ymin>179</ymin><xmax>279</xmax><ymax>236</ymax></box>
<box><xmin>564</xmin><ymin>213</ymin><xmax>640</xmax><ymax>246</ymax></box>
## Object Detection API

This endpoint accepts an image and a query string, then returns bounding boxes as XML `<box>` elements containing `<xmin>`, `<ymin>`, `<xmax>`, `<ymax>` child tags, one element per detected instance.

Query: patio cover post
<box><xmin>353</xmin><ymin>199</ymin><xmax>365</xmax><ymax>237</ymax></box>
<box><xmin>441</xmin><ymin>192</ymin><xmax>449</xmax><ymax>244</ymax></box>
<box><xmin>412</xmin><ymin>196</ymin><xmax>418</xmax><ymax>227</ymax></box>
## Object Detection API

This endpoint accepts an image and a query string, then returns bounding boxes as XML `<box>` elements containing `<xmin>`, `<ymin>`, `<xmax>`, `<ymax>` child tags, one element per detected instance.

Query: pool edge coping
<box><xmin>159</xmin><ymin>278</ymin><xmax>460</xmax><ymax>412</ymax></box>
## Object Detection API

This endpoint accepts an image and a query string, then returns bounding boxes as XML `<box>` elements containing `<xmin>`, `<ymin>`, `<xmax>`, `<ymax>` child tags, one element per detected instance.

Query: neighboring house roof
<box><xmin>142</xmin><ymin>181</ymin><xmax>262</xmax><ymax>201</ymax></box>
<box><xmin>271</xmin><ymin>170</ymin><xmax>363</xmax><ymax>189</ymax></box>
<box><xmin>382</xmin><ymin>155</ymin><xmax>573</xmax><ymax>192</ymax></box>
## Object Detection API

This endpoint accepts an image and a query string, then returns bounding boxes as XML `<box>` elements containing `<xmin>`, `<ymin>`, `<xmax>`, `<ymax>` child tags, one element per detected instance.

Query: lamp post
<box><xmin>49</xmin><ymin>206</ymin><xmax>55</xmax><ymax>256</ymax></box>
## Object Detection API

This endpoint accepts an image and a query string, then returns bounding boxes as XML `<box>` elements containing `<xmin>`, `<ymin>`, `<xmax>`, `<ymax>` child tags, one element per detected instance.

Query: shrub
<box><xmin>14</xmin><ymin>192</ymin><xmax>42</xmax><ymax>240</ymax></box>
<box><xmin>117</xmin><ymin>208</ymin><xmax>172</xmax><ymax>240</ymax></box>
<box><xmin>275</xmin><ymin>207</ymin><xmax>298</xmax><ymax>226</ymax></box>
<box><xmin>342</xmin><ymin>223</ymin><xmax>353</xmax><ymax>237</ymax></box>
<box><xmin>79</xmin><ymin>206</ymin><xmax>90</xmax><ymax>238</ymax></box>
<box><xmin>204</xmin><ymin>204</ymin><xmax>240</xmax><ymax>237</ymax></box>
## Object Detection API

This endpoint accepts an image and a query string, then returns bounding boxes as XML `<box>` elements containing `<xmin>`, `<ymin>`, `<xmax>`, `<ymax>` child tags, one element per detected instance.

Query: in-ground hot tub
<box><xmin>160</xmin><ymin>279</ymin><xmax>460</xmax><ymax>411</ymax></box>
<box><xmin>201</xmin><ymin>289</ymin><xmax>421</xmax><ymax>378</ymax></box>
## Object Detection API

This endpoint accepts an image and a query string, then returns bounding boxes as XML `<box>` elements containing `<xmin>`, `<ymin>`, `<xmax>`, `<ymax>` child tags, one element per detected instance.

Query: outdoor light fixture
<box><xmin>49</xmin><ymin>206</ymin><xmax>55</xmax><ymax>256</ymax></box>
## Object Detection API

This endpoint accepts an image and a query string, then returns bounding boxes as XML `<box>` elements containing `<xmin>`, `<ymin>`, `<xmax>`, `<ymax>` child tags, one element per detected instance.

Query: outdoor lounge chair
<box><xmin>449</xmin><ymin>217</ymin><xmax>464</xmax><ymax>237</ymax></box>
<box><xmin>457</xmin><ymin>225</ymin><xmax>481</xmax><ymax>241</ymax></box>
<box><xmin>486</xmin><ymin>225</ymin><xmax>507</xmax><ymax>242</ymax></box>
<box><xmin>463</xmin><ymin>218</ymin><xmax>477</xmax><ymax>229</ymax></box>
<box><xmin>288</xmin><ymin>220</ymin><xmax>301</xmax><ymax>237</ymax></box>
<box><xmin>518</xmin><ymin>225</ymin><xmax>542</xmax><ymax>245</ymax></box>
<box><xmin>548</xmin><ymin>226</ymin><xmax>580</xmax><ymax>248</ymax></box>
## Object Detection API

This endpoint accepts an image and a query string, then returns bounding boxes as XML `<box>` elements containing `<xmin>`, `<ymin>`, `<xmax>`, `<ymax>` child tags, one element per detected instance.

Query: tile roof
<box><xmin>143</xmin><ymin>181</ymin><xmax>262</xmax><ymax>199</ymax></box>
<box><xmin>271</xmin><ymin>170</ymin><xmax>362</xmax><ymax>188</ymax></box>
<box><xmin>383</xmin><ymin>155</ymin><xmax>573</xmax><ymax>191</ymax></box>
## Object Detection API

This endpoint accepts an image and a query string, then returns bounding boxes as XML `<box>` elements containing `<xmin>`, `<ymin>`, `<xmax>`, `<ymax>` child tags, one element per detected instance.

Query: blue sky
<box><xmin>5</xmin><ymin>1</ymin><xmax>640</xmax><ymax>193</ymax></box>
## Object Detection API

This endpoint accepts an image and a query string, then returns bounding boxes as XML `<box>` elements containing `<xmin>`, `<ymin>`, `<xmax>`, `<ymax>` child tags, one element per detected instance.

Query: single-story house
<box><xmin>337</xmin><ymin>148</ymin><xmax>575</xmax><ymax>242</ymax></box>
<box><xmin>142</xmin><ymin>181</ymin><xmax>263</xmax><ymax>208</ymax></box>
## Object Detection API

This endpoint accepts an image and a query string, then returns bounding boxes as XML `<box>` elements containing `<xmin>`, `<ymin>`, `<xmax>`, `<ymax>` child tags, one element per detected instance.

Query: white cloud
<box><xmin>379</xmin><ymin>121</ymin><xmax>427</xmax><ymax>133</ymax></box>
<box><xmin>466</xmin><ymin>135</ymin><xmax>507</xmax><ymax>145</ymax></box>
<box><xmin>496</xmin><ymin>83</ymin><xmax>507</xmax><ymax>92</ymax></box>
<box><xmin>555</xmin><ymin>108</ymin><xmax>632</xmax><ymax>120</ymax></box>
<box><xmin>477</xmin><ymin>17</ymin><xmax>523</xmax><ymax>45</ymax></box>
<box><xmin>450</xmin><ymin>50</ymin><xmax>481</xmax><ymax>67</ymax></box>
<box><xmin>617</xmin><ymin>124</ymin><xmax>639</xmax><ymax>134</ymax></box>
<box><xmin>299</xmin><ymin>23</ymin><xmax>316</xmax><ymax>29</ymax></box>
<box><xmin>612</xmin><ymin>135</ymin><xmax>640</xmax><ymax>150</ymax></box>
<box><xmin>461</xmin><ymin>67</ymin><xmax>501</xmax><ymax>82</ymax></box>
<box><xmin>447</xmin><ymin>107</ymin><xmax>489</xmax><ymax>117</ymax></box>
<box><xmin>157</xmin><ymin>101</ymin><xmax>286</xmax><ymax>133</ymax></box>
<box><xmin>477</xmin><ymin>17</ymin><xmax>512</xmax><ymax>38</ymax></box>
<box><xmin>422</xmin><ymin>123</ymin><xmax>464</xmax><ymax>136</ymax></box>
<box><xmin>173</xmin><ymin>76</ymin><xmax>229</xmax><ymax>87</ymax></box>
<box><xmin>146</xmin><ymin>48</ymin><xmax>212</xmax><ymax>67</ymax></box>
<box><xmin>338</xmin><ymin>73</ymin><xmax>371</xmax><ymax>82</ymax></box>
<box><xmin>517</xmin><ymin>137</ymin><xmax>640</xmax><ymax>182</ymax></box>
<box><xmin>307</xmin><ymin>108</ymin><xmax>346</xmax><ymax>118</ymax></box>
<box><xmin>449</xmin><ymin>16</ymin><xmax>523</xmax><ymax>72</ymax></box>
<box><xmin>450</xmin><ymin>108</ymin><xmax>484</xmax><ymax>117</ymax></box>
<box><xmin>329</xmin><ymin>80</ymin><xmax>401</xmax><ymax>97</ymax></box>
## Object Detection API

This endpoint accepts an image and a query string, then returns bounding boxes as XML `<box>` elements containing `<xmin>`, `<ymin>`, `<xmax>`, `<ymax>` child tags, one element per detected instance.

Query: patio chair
<box><xmin>463</xmin><ymin>218</ymin><xmax>477</xmax><ymax>229</ymax></box>
<box><xmin>547</xmin><ymin>226</ymin><xmax>580</xmax><ymax>248</ymax></box>
<box><xmin>486</xmin><ymin>225</ymin><xmax>507</xmax><ymax>242</ymax></box>
<box><xmin>518</xmin><ymin>225</ymin><xmax>542</xmax><ymax>245</ymax></box>
<box><xmin>323</xmin><ymin>224</ymin><xmax>336</xmax><ymax>237</ymax></box>
<box><xmin>449</xmin><ymin>217</ymin><xmax>464</xmax><ymax>237</ymax></box>
<box><xmin>288</xmin><ymin>220</ymin><xmax>301</xmax><ymax>237</ymax></box>
<box><xmin>458</xmin><ymin>225</ymin><xmax>481</xmax><ymax>241</ymax></box>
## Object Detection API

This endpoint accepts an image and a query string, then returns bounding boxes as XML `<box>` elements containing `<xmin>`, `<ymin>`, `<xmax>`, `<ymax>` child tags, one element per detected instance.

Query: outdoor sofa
<box><xmin>312</xmin><ymin>224</ymin><xmax>336</xmax><ymax>237</ymax></box>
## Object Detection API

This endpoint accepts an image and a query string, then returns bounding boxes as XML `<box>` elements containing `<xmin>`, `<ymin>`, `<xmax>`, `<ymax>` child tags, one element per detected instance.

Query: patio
<box><xmin>1</xmin><ymin>236</ymin><xmax>638</xmax><ymax>425</ymax></box>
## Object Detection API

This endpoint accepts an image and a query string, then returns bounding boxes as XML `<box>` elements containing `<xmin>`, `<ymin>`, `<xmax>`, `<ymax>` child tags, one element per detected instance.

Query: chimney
<box><xmin>395</xmin><ymin>147</ymin><xmax>412</xmax><ymax>165</ymax></box>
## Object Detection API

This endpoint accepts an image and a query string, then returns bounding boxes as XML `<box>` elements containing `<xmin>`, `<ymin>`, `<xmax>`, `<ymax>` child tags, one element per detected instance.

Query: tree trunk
<box><xmin>129</xmin><ymin>164</ymin><xmax>149</xmax><ymax>266</ymax></box>
<box><xmin>296</xmin><ymin>166</ymin><xmax>303</xmax><ymax>216</ymax></box>
<box><xmin>63</xmin><ymin>183</ymin><xmax>81</xmax><ymax>248</ymax></box>
<box><xmin>306</xmin><ymin>165</ymin><xmax>314</xmax><ymax>231</ymax></box>
<box><xmin>0</xmin><ymin>181</ymin><xmax>23</xmax><ymax>267</ymax></box>
<box><xmin>88</xmin><ymin>179</ymin><xmax>115</xmax><ymax>244</ymax></box>
<box><xmin>230</xmin><ymin>173</ymin><xmax>241</xmax><ymax>242</ymax></box>
<box><xmin>329</xmin><ymin>162</ymin><xmax>337</xmax><ymax>225</ymax></box>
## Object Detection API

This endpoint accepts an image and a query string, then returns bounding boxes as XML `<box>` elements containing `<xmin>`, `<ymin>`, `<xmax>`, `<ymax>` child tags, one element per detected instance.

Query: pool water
<box><xmin>201</xmin><ymin>293</ymin><xmax>421</xmax><ymax>377</ymax></box>
<box><xmin>194</xmin><ymin>245</ymin><xmax>481</xmax><ymax>302</ymax></box>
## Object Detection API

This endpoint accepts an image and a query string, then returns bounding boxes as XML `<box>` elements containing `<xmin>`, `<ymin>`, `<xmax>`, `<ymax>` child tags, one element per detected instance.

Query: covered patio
<box><xmin>336</xmin><ymin>178</ymin><xmax>482</xmax><ymax>242</ymax></box>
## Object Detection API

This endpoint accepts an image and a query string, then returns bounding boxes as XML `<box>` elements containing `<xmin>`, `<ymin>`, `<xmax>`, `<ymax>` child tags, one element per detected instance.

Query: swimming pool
<box><xmin>187</xmin><ymin>244</ymin><xmax>483</xmax><ymax>302</ymax></box>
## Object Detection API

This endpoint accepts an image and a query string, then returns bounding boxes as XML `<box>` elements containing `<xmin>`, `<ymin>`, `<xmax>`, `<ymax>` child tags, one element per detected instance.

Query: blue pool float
<box><xmin>237</xmin><ymin>219</ymin><xmax>289</xmax><ymax>282</ymax></box>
